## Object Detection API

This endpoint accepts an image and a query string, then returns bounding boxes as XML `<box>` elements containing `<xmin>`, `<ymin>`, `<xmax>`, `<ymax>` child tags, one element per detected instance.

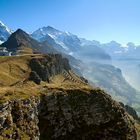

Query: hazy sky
<box><xmin>0</xmin><ymin>0</ymin><xmax>140</xmax><ymax>45</ymax></box>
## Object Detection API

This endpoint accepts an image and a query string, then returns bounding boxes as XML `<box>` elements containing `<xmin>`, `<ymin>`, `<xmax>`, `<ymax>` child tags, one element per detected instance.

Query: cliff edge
<box><xmin>0</xmin><ymin>54</ymin><xmax>137</xmax><ymax>140</ymax></box>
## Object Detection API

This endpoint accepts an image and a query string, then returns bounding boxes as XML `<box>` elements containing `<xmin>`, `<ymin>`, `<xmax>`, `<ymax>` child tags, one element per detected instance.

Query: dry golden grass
<box><xmin>17</xmin><ymin>47</ymin><xmax>33</xmax><ymax>55</ymax></box>
<box><xmin>0</xmin><ymin>55</ymin><xmax>43</xmax><ymax>86</ymax></box>
<box><xmin>0</xmin><ymin>54</ymin><xmax>91</xmax><ymax>102</ymax></box>
<box><xmin>0</xmin><ymin>81</ymin><xmax>41</xmax><ymax>103</ymax></box>
<box><xmin>135</xmin><ymin>123</ymin><xmax>140</xmax><ymax>140</ymax></box>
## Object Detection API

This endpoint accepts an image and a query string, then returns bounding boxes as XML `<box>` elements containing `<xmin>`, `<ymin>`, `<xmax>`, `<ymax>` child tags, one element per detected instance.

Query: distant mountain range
<box><xmin>101</xmin><ymin>41</ymin><xmax>140</xmax><ymax>60</ymax></box>
<box><xmin>0</xmin><ymin>20</ymin><xmax>140</xmax><ymax>113</ymax></box>
<box><xmin>1</xmin><ymin>29</ymin><xmax>57</xmax><ymax>55</ymax></box>
<box><xmin>1</xmin><ymin>20</ymin><xmax>140</xmax><ymax>60</ymax></box>
<box><xmin>31</xmin><ymin>25</ymin><xmax>140</xmax><ymax>103</ymax></box>
<box><xmin>31</xmin><ymin>26</ymin><xmax>140</xmax><ymax>60</ymax></box>
<box><xmin>32</xmin><ymin>26</ymin><xmax>81</xmax><ymax>53</ymax></box>
<box><xmin>31</xmin><ymin>26</ymin><xmax>111</xmax><ymax>62</ymax></box>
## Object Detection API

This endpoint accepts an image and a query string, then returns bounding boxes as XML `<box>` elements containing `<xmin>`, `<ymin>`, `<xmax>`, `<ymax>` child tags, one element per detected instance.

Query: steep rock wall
<box><xmin>29</xmin><ymin>54</ymin><xmax>71</xmax><ymax>84</ymax></box>
<box><xmin>0</xmin><ymin>89</ymin><xmax>137</xmax><ymax>140</ymax></box>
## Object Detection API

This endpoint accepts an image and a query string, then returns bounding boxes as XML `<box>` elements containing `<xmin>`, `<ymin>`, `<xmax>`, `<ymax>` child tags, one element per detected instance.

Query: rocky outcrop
<box><xmin>120</xmin><ymin>102</ymin><xmax>139</xmax><ymax>120</ymax></box>
<box><xmin>29</xmin><ymin>71</ymin><xmax>41</xmax><ymax>84</ymax></box>
<box><xmin>0</xmin><ymin>97</ymin><xmax>40</xmax><ymax>140</ymax></box>
<box><xmin>0</xmin><ymin>88</ymin><xmax>137</xmax><ymax>140</ymax></box>
<box><xmin>29</xmin><ymin>54</ymin><xmax>71</xmax><ymax>84</ymax></box>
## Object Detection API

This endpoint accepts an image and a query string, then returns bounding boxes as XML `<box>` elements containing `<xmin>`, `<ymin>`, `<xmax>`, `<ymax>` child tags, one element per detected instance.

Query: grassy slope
<box><xmin>0</xmin><ymin>54</ymin><xmax>90</xmax><ymax>103</ymax></box>
<box><xmin>0</xmin><ymin>54</ymin><xmax>139</xmax><ymax>139</ymax></box>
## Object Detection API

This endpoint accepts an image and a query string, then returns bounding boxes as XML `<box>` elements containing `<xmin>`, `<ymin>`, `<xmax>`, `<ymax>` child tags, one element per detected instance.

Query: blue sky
<box><xmin>0</xmin><ymin>0</ymin><xmax>140</xmax><ymax>45</ymax></box>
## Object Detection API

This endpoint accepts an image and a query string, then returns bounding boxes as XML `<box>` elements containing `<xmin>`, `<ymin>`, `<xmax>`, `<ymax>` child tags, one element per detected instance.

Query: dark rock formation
<box><xmin>29</xmin><ymin>71</ymin><xmax>41</xmax><ymax>84</ymax></box>
<box><xmin>29</xmin><ymin>54</ymin><xmax>71</xmax><ymax>83</ymax></box>
<box><xmin>119</xmin><ymin>102</ymin><xmax>139</xmax><ymax>120</ymax></box>
<box><xmin>1</xmin><ymin>29</ymin><xmax>57</xmax><ymax>54</ymax></box>
<box><xmin>0</xmin><ymin>89</ymin><xmax>137</xmax><ymax>140</ymax></box>
<box><xmin>125</xmin><ymin>105</ymin><xmax>139</xmax><ymax>120</ymax></box>
<box><xmin>0</xmin><ymin>97</ymin><xmax>40</xmax><ymax>140</ymax></box>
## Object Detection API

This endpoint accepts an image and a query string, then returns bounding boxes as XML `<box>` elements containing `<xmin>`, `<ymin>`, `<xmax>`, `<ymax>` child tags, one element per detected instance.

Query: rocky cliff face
<box><xmin>0</xmin><ymin>97</ymin><xmax>40</xmax><ymax>140</ymax></box>
<box><xmin>29</xmin><ymin>54</ymin><xmax>71</xmax><ymax>84</ymax></box>
<box><xmin>0</xmin><ymin>54</ymin><xmax>137</xmax><ymax>140</ymax></box>
<box><xmin>0</xmin><ymin>88</ymin><xmax>137</xmax><ymax>140</ymax></box>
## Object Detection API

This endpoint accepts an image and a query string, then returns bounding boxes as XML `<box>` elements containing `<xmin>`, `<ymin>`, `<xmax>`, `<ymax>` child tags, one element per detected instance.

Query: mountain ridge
<box><xmin>31</xmin><ymin>26</ymin><xmax>140</xmax><ymax>112</ymax></box>
<box><xmin>0</xmin><ymin>54</ymin><xmax>137</xmax><ymax>140</ymax></box>
<box><xmin>0</xmin><ymin>21</ymin><xmax>140</xmax><ymax>114</ymax></box>
<box><xmin>1</xmin><ymin>28</ymin><xmax>57</xmax><ymax>55</ymax></box>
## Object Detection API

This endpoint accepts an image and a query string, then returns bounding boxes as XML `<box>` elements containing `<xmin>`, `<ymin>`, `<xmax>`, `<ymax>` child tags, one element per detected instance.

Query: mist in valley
<box><xmin>113</xmin><ymin>59</ymin><xmax>140</xmax><ymax>92</ymax></box>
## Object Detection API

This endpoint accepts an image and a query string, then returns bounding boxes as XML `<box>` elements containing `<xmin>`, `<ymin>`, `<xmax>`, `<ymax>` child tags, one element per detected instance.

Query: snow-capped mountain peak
<box><xmin>0</xmin><ymin>21</ymin><xmax>12</xmax><ymax>34</ymax></box>
<box><xmin>0</xmin><ymin>21</ymin><xmax>5</xmax><ymax>27</ymax></box>
<box><xmin>31</xmin><ymin>26</ymin><xmax>81</xmax><ymax>53</ymax></box>
<box><xmin>0</xmin><ymin>21</ymin><xmax>12</xmax><ymax>44</ymax></box>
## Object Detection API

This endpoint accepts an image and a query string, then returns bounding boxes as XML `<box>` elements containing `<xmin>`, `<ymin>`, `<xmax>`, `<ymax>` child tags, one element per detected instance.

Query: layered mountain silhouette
<box><xmin>32</xmin><ymin>26</ymin><xmax>81</xmax><ymax>53</ymax></box>
<box><xmin>1</xmin><ymin>29</ymin><xmax>57</xmax><ymax>54</ymax></box>
<box><xmin>0</xmin><ymin>28</ymin><xmax>83</xmax><ymax>75</ymax></box>
<box><xmin>0</xmin><ymin>22</ymin><xmax>140</xmax><ymax>113</ymax></box>
<box><xmin>32</xmin><ymin>26</ymin><xmax>111</xmax><ymax>62</ymax></box>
